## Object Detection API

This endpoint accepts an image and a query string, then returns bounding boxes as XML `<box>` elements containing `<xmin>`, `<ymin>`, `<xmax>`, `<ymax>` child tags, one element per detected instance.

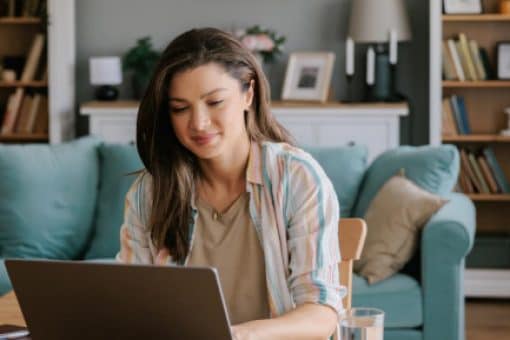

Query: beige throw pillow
<box><xmin>353</xmin><ymin>175</ymin><xmax>447</xmax><ymax>284</ymax></box>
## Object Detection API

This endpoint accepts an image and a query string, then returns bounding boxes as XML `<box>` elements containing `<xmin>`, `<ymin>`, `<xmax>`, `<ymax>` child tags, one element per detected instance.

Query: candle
<box><xmin>366</xmin><ymin>47</ymin><xmax>375</xmax><ymax>85</ymax></box>
<box><xmin>346</xmin><ymin>37</ymin><xmax>354</xmax><ymax>76</ymax></box>
<box><xmin>389</xmin><ymin>29</ymin><xmax>398</xmax><ymax>65</ymax></box>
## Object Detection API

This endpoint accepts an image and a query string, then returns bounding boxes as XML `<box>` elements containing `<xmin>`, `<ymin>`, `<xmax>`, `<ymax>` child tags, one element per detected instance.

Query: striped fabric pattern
<box><xmin>116</xmin><ymin>141</ymin><xmax>345</xmax><ymax>317</ymax></box>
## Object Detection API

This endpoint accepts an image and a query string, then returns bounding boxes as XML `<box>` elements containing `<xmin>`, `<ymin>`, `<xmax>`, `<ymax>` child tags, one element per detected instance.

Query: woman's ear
<box><xmin>245</xmin><ymin>79</ymin><xmax>255</xmax><ymax>109</ymax></box>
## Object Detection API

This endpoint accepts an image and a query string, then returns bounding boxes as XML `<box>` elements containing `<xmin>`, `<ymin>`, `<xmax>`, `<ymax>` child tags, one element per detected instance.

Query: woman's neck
<box><xmin>198</xmin><ymin>135</ymin><xmax>251</xmax><ymax>193</ymax></box>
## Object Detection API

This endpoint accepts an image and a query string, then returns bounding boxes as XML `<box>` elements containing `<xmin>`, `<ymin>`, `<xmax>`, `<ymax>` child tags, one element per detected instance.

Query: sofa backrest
<box><xmin>0</xmin><ymin>136</ymin><xmax>101</xmax><ymax>260</ymax></box>
<box><xmin>305</xmin><ymin>145</ymin><xmax>368</xmax><ymax>218</ymax></box>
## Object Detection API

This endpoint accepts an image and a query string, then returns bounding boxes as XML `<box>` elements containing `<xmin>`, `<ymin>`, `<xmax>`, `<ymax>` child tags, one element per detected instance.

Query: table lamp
<box><xmin>347</xmin><ymin>0</ymin><xmax>412</xmax><ymax>102</ymax></box>
<box><xmin>89</xmin><ymin>56</ymin><xmax>122</xmax><ymax>101</ymax></box>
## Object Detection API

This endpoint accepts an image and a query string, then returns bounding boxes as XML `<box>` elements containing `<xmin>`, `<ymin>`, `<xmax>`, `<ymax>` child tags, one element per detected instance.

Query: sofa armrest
<box><xmin>421</xmin><ymin>192</ymin><xmax>475</xmax><ymax>340</ymax></box>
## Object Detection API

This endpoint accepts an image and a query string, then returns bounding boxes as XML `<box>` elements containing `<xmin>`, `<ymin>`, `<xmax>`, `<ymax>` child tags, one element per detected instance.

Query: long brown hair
<box><xmin>136</xmin><ymin>27</ymin><xmax>292</xmax><ymax>263</ymax></box>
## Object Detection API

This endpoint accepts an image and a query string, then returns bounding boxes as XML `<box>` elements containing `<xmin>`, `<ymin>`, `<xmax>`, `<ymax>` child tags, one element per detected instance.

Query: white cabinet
<box><xmin>272</xmin><ymin>102</ymin><xmax>408</xmax><ymax>163</ymax></box>
<box><xmin>81</xmin><ymin>101</ymin><xmax>408</xmax><ymax>162</ymax></box>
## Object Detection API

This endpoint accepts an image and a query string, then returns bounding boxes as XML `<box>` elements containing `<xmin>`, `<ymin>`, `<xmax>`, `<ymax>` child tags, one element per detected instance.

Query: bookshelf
<box><xmin>0</xmin><ymin>0</ymin><xmax>75</xmax><ymax>144</ymax></box>
<box><xmin>431</xmin><ymin>0</ymin><xmax>510</xmax><ymax>298</ymax></box>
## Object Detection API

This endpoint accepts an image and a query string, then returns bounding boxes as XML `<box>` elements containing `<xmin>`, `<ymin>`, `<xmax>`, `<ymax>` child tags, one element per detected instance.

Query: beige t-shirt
<box><xmin>187</xmin><ymin>193</ymin><xmax>270</xmax><ymax>325</ymax></box>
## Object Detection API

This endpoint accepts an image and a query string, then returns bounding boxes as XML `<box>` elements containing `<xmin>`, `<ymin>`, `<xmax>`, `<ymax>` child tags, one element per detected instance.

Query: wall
<box><xmin>76</xmin><ymin>0</ymin><xmax>430</xmax><ymax>145</ymax></box>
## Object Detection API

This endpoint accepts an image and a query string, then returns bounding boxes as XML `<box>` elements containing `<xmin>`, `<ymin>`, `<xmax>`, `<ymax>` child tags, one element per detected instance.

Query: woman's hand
<box><xmin>231</xmin><ymin>320</ymin><xmax>265</xmax><ymax>340</ymax></box>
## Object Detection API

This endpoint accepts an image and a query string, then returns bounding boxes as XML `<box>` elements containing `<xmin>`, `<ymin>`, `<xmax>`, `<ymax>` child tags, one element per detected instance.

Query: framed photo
<box><xmin>443</xmin><ymin>0</ymin><xmax>482</xmax><ymax>14</ymax></box>
<box><xmin>281</xmin><ymin>52</ymin><xmax>335</xmax><ymax>102</ymax></box>
<box><xmin>497</xmin><ymin>42</ymin><xmax>510</xmax><ymax>80</ymax></box>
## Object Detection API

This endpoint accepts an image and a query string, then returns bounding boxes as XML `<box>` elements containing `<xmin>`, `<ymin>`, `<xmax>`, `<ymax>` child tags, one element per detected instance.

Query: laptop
<box><xmin>5</xmin><ymin>259</ymin><xmax>233</xmax><ymax>340</ymax></box>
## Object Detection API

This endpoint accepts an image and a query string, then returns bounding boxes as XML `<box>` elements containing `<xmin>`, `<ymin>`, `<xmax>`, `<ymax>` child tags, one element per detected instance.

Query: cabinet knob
<box><xmin>348</xmin><ymin>141</ymin><xmax>356</xmax><ymax>146</ymax></box>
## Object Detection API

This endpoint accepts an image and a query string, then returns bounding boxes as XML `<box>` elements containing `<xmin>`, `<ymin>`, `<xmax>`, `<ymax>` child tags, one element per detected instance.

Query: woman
<box><xmin>117</xmin><ymin>27</ymin><xmax>345</xmax><ymax>339</ymax></box>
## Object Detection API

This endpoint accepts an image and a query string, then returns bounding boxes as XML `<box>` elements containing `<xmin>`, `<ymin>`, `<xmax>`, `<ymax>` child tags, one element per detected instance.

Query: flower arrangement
<box><xmin>236</xmin><ymin>25</ymin><xmax>286</xmax><ymax>64</ymax></box>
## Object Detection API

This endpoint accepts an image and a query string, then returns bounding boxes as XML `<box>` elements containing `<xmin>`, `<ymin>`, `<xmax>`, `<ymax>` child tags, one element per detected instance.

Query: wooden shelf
<box><xmin>443</xmin><ymin>135</ymin><xmax>510</xmax><ymax>143</ymax></box>
<box><xmin>467</xmin><ymin>194</ymin><xmax>510</xmax><ymax>202</ymax></box>
<box><xmin>443</xmin><ymin>14</ymin><xmax>510</xmax><ymax>22</ymax></box>
<box><xmin>0</xmin><ymin>17</ymin><xmax>41</xmax><ymax>24</ymax></box>
<box><xmin>442</xmin><ymin>81</ymin><xmax>510</xmax><ymax>88</ymax></box>
<box><xmin>0</xmin><ymin>81</ymin><xmax>47</xmax><ymax>88</ymax></box>
<box><xmin>0</xmin><ymin>133</ymin><xmax>48</xmax><ymax>142</ymax></box>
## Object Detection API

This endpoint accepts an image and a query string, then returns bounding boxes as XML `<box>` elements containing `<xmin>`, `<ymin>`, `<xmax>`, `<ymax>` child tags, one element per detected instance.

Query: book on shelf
<box><xmin>478</xmin><ymin>154</ymin><xmax>500</xmax><ymax>194</ymax></box>
<box><xmin>1</xmin><ymin>88</ymin><xmax>24</xmax><ymax>135</ymax></box>
<box><xmin>478</xmin><ymin>48</ymin><xmax>494</xmax><ymax>80</ymax></box>
<box><xmin>14</xmin><ymin>94</ymin><xmax>33</xmax><ymax>133</ymax></box>
<box><xmin>457</xmin><ymin>33</ymin><xmax>478</xmax><ymax>81</ymax></box>
<box><xmin>32</xmin><ymin>95</ymin><xmax>48</xmax><ymax>134</ymax></box>
<box><xmin>448</xmin><ymin>95</ymin><xmax>471</xmax><ymax>134</ymax></box>
<box><xmin>447</xmin><ymin>39</ymin><xmax>465</xmax><ymax>81</ymax></box>
<box><xmin>441</xmin><ymin>97</ymin><xmax>459</xmax><ymax>135</ymax></box>
<box><xmin>482</xmin><ymin>147</ymin><xmax>510</xmax><ymax>194</ymax></box>
<box><xmin>442</xmin><ymin>34</ymin><xmax>495</xmax><ymax>82</ymax></box>
<box><xmin>460</xmin><ymin>148</ymin><xmax>482</xmax><ymax>193</ymax></box>
<box><xmin>442</xmin><ymin>41</ymin><xmax>457</xmax><ymax>80</ymax></box>
<box><xmin>468</xmin><ymin>40</ymin><xmax>486</xmax><ymax>81</ymax></box>
<box><xmin>468</xmin><ymin>152</ymin><xmax>490</xmax><ymax>194</ymax></box>
<box><xmin>20</xmin><ymin>33</ymin><xmax>45</xmax><ymax>82</ymax></box>
<box><xmin>25</xmin><ymin>93</ymin><xmax>42</xmax><ymax>133</ymax></box>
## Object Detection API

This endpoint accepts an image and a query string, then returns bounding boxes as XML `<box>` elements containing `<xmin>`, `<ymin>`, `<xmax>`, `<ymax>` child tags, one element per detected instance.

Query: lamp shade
<box><xmin>348</xmin><ymin>0</ymin><xmax>412</xmax><ymax>43</ymax></box>
<box><xmin>89</xmin><ymin>56</ymin><xmax>122</xmax><ymax>85</ymax></box>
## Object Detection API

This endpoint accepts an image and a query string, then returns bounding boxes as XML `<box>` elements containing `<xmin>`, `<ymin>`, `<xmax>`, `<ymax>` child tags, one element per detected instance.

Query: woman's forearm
<box><xmin>232</xmin><ymin>303</ymin><xmax>338</xmax><ymax>340</ymax></box>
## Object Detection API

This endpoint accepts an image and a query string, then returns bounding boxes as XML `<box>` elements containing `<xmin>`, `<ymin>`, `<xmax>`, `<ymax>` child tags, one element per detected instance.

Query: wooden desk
<box><xmin>0</xmin><ymin>291</ymin><xmax>26</xmax><ymax>326</ymax></box>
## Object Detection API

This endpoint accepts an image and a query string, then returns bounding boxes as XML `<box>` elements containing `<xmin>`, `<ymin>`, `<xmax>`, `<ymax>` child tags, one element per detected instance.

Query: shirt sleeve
<box><xmin>115</xmin><ymin>173</ymin><xmax>154</xmax><ymax>264</ymax></box>
<box><xmin>285</xmin><ymin>153</ymin><xmax>346</xmax><ymax>315</ymax></box>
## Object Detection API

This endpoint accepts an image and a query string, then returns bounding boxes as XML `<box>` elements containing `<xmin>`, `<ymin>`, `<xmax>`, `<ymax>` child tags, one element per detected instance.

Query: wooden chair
<box><xmin>338</xmin><ymin>218</ymin><xmax>367</xmax><ymax>309</ymax></box>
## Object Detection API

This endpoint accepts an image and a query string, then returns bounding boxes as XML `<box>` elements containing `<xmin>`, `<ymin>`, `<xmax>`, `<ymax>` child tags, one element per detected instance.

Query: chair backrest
<box><xmin>338</xmin><ymin>218</ymin><xmax>367</xmax><ymax>310</ymax></box>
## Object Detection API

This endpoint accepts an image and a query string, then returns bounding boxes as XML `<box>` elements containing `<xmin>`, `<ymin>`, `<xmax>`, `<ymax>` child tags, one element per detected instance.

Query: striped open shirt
<box><xmin>116</xmin><ymin>141</ymin><xmax>345</xmax><ymax>317</ymax></box>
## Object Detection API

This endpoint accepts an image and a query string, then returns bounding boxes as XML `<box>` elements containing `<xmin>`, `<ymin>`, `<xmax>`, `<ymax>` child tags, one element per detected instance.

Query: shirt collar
<box><xmin>246</xmin><ymin>141</ymin><xmax>264</xmax><ymax>186</ymax></box>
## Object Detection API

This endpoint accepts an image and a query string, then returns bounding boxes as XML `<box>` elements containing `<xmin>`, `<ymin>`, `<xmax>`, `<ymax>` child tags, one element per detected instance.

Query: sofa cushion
<box><xmin>305</xmin><ymin>145</ymin><xmax>368</xmax><ymax>217</ymax></box>
<box><xmin>353</xmin><ymin>145</ymin><xmax>459</xmax><ymax>217</ymax></box>
<box><xmin>84</xmin><ymin>143</ymin><xmax>143</xmax><ymax>259</ymax></box>
<box><xmin>352</xmin><ymin>273</ymin><xmax>423</xmax><ymax>328</ymax></box>
<box><xmin>0</xmin><ymin>137</ymin><xmax>100</xmax><ymax>260</ymax></box>
<box><xmin>355</xmin><ymin>175</ymin><xmax>447</xmax><ymax>284</ymax></box>
<box><xmin>0</xmin><ymin>259</ymin><xmax>11</xmax><ymax>296</ymax></box>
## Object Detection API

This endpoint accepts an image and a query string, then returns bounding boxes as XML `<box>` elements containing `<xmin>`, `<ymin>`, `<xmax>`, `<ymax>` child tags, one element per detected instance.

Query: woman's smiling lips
<box><xmin>191</xmin><ymin>133</ymin><xmax>218</xmax><ymax>145</ymax></box>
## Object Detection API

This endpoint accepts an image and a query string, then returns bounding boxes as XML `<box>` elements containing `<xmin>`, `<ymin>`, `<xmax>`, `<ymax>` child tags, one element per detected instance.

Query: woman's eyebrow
<box><xmin>169</xmin><ymin>88</ymin><xmax>228</xmax><ymax>102</ymax></box>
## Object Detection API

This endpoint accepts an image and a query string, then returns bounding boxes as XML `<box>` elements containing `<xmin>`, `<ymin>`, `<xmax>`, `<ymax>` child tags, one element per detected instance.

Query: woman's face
<box><xmin>168</xmin><ymin>62</ymin><xmax>254</xmax><ymax>160</ymax></box>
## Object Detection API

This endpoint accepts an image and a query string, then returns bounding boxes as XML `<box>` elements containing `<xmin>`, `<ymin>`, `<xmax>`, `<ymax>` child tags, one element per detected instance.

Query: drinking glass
<box><xmin>339</xmin><ymin>307</ymin><xmax>384</xmax><ymax>340</ymax></box>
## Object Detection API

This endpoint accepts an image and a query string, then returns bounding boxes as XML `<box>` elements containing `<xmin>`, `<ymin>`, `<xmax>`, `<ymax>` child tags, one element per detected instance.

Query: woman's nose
<box><xmin>189</xmin><ymin>107</ymin><xmax>211</xmax><ymax>131</ymax></box>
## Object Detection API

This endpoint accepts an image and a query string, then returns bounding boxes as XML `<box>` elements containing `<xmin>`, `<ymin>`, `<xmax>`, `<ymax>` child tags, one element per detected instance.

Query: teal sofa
<box><xmin>0</xmin><ymin>137</ymin><xmax>475</xmax><ymax>340</ymax></box>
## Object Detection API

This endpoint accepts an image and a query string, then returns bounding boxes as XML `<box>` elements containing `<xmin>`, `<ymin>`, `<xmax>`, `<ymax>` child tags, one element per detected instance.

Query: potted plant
<box><xmin>122</xmin><ymin>36</ymin><xmax>160</xmax><ymax>99</ymax></box>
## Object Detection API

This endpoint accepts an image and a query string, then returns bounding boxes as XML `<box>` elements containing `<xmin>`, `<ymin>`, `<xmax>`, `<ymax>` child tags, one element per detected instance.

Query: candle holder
<box><xmin>386</xmin><ymin>63</ymin><xmax>407</xmax><ymax>102</ymax></box>
<box><xmin>344</xmin><ymin>74</ymin><xmax>355</xmax><ymax>102</ymax></box>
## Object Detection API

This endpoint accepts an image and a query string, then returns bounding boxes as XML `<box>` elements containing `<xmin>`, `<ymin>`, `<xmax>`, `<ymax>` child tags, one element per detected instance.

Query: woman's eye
<box><xmin>208</xmin><ymin>100</ymin><xmax>223</xmax><ymax>107</ymax></box>
<box><xmin>170</xmin><ymin>107</ymin><xmax>188</xmax><ymax>113</ymax></box>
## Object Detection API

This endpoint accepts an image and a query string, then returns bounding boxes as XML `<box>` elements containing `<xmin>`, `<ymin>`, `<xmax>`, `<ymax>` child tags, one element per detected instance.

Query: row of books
<box><xmin>442</xmin><ymin>33</ymin><xmax>494</xmax><ymax>81</ymax></box>
<box><xmin>0</xmin><ymin>0</ymin><xmax>45</xmax><ymax>17</ymax></box>
<box><xmin>0</xmin><ymin>89</ymin><xmax>48</xmax><ymax>135</ymax></box>
<box><xmin>3</xmin><ymin>33</ymin><xmax>48</xmax><ymax>82</ymax></box>
<box><xmin>442</xmin><ymin>95</ymin><xmax>472</xmax><ymax>135</ymax></box>
<box><xmin>457</xmin><ymin>147</ymin><xmax>510</xmax><ymax>194</ymax></box>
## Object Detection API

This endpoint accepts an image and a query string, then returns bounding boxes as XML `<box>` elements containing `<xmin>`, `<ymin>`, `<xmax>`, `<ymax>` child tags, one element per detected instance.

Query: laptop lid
<box><xmin>5</xmin><ymin>259</ymin><xmax>232</xmax><ymax>340</ymax></box>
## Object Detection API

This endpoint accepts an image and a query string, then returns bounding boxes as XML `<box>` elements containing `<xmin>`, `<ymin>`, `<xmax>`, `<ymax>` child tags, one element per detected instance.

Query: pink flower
<box><xmin>241</xmin><ymin>35</ymin><xmax>259</xmax><ymax>51</ymax></box>
<box><xmin>255</xmin><ymin>34</ymin><xmax>274</xmax><ymax>51</ymax></box>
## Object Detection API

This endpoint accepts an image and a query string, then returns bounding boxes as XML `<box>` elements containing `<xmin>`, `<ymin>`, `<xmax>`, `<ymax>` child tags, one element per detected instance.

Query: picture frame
<box><xmin>443</xmin><ymin>0</ymin><xmax>483</xmax><ymax>14</ymax></box>
<box><xmin>497</xmin><ymin>41</ymin><xmax>510</xmax><ymax>80</ymax></box>
<box><xmin>281</xmin><ymin>52</ymin><xmax>335</xmax><ymax>102</ymax></box>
